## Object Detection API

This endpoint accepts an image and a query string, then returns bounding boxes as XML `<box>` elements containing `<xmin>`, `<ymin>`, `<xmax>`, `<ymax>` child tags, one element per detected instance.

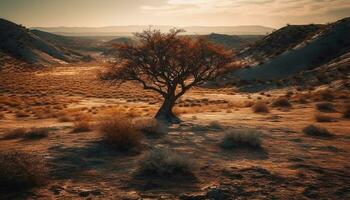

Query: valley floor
<box><xmin>0</xmin><ymin>63</ymin><xmax>349</xmax><ymax>199</ymax></box>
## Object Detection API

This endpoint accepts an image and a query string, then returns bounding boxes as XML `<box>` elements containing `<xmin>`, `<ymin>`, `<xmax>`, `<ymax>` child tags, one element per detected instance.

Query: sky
<box><xmin>0</xmin><ymin>0</ymin><xmax>349</xmax><ymax>28</ymax></box>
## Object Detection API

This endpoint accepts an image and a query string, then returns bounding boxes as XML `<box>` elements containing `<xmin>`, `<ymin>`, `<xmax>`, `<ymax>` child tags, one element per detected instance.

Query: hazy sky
<box><xmin>0</xmin><ymin>0</ymin><xmax>349</xmax><ymax>28</ymax></box>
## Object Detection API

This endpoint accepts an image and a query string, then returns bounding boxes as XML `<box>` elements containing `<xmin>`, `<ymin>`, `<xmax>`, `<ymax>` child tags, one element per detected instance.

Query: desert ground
<box><xmin>0</xmin><ymin>62</ymin><xmax>349</xmax><ymax>199</ymax></box>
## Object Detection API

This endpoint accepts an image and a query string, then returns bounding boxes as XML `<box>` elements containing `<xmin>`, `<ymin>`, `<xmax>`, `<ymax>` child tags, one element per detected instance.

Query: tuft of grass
<box><xmin>0</xmin><ymin>151</ymin><xmax>48</xmax><ymax>190</ymax></box>
<box><xmin>314</xmin><ymin>113</ymin><xmax>335</xmax><ymax>122</ymax></box>
<box><xmin>315</xmin><ymin>102</ymin><xmax>335</xmax><ymax>112</ymax></box>
<box><xmin>272</xmin><ymin>97</ymin><xmax>291</xmax><ymax>108</ymax></box>
<box><xmin>303</xmin><ymin>125</ymin><xmax>334</xmax><ymax>137</ymax></box>
<box><xmin>2</xmin><ymin>128</ymin><xmax>27</xmax><ymax>139</ymax></box>
<box><xmin>139</xmin><ymin>148</ymin><xmax>194</xmax><ymax>176</ymax></box>
<box><xmin>99</xmin><ymin>116</ymin><xmax>141</xmax><ymax>151</ymax></box>
<box><xmin>72</xmin><ymin>114</ymin><xmax>91</xmax><ymax>132</ymax></box>
<box><xmin>23</xmin><ymin>128</ymin><xmax>50</xmax><ymax>140</ymax></box>
<box><xmin>252</xmin><ymin>101</ymin><xmax>269</xmax><ymax>113</ymax></box>
<box><xmin>209</xmin><ymin>121</ymin><xmax>223</xmax><ymax>130</ymax></box>
<box><xmin>220</xmin><ymin>129</ymin><xmax>262</xmax><ymax>149</ymax></box>
<box><xmin>3</xmin><ymin>127</ymin><xmax>49</xmax><ymax>140</ymax></box>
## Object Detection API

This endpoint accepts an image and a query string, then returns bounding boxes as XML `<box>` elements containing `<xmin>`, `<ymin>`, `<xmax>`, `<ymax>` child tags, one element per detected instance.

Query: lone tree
<box><xmin>102</xmin><ymin>29</ymin><xmax>233</xmax><ymax>122</ymax></box>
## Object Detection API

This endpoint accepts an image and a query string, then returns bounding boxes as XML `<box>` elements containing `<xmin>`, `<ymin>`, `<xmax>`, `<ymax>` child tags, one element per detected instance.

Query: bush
<box><xmin>220</xmin><ymin>129</ymin><xmax>262</xmax><ymax>149</ymax></box>
<box><xmin>272</xmin><ymin>97</ymin><xmax>291</xmax><ymax>107</ymax></box>
<box><xmin>99</xmin><ymin>116</ymin><xmax>141</xmax><ymax>151</ymax></box>
<box><xmin>0</xmin><ymin>151</ymin><xmax>48</xmax><ymax>190</ymax></box>
<box><xmin>139</xmin><ymin>148</ymin><xmax>194</xmax><ymax>176</ymax></box>
<box><xmin>23</xmin><ymin>128</ymin><xmax>50</xmax><ymax>140</ymax></box>
<box><xmin>2</xmin><ymin>128</ymin><xmax>27</xmax><ymax>139</ymax></box>
<box><xmin>303</xmin><ymin>125</ymin><xmax>334</xmax><ymax>137</ymax></box>
<box><xmin>314</xmin><ymin>113</ymin><xmax>335</xmax><ymax>122</ymax></box>
<box><xmin>252</xmin><ymin>101</ymin><xmax>269</xmax><ymax>113</ymax></box>
<box><xmin>3</xmin><ymin>128</ymin><xmax>49</xmax><ymax>140</ymax></box>
<box><xmin>315</xmin><ymin>102</ymin><xmax>335</xmax><ymax>112</ymax></box>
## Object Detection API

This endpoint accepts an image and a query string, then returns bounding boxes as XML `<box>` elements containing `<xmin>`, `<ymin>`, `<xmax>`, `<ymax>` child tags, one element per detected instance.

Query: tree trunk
<box><xmin>155</xmin><ymin>95</ymin><xmax>179</xmax><ymax>123</ymax></box>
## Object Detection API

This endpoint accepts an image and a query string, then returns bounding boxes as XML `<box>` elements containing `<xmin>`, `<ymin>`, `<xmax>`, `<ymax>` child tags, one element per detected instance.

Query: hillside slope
<box><xmin>235</xmin><ymin>17</ymin><xmax>350</xmax><ymax>81</ymax></box>
<box><xmin>0</xmin><ymin>18</ymin><xmax>88</xmax><ymax>65</ymax></box>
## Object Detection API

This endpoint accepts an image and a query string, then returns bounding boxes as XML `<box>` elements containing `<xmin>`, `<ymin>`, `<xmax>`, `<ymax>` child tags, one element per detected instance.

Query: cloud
<box><xmin>141</xmin><ymin>0</ymin><xmax>350</xmax><ymax>21</ymax></box>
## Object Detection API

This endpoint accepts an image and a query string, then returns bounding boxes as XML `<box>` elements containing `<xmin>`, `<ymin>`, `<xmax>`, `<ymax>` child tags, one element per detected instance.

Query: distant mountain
<box><xmin>234</xmin><ymin>17</ymin><xmax>350</xmax><ymax>81</ymax></box>
<box><xmin>0</xmin><ymin>18</ymin><xmax>93</xmax><ymax>66</ymax></box>
<box><xmin>32</xmin><ymin>25</ymin><xmax>274</xmax><ymax>36</ymax></box>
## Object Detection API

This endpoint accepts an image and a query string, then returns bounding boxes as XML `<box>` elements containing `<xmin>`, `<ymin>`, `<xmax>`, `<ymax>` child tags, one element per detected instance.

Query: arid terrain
<box><xmin>1</xmin><ymin>14</ymin><xmax>350</xmax><ymax>199</ymax></box>
<box><xmin>0</xmin><ymin>62</ymin><xmax>349</xmax><ymax>199</ymax></box>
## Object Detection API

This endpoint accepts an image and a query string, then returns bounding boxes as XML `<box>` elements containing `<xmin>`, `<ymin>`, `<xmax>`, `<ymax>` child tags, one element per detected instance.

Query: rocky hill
<box><xmin>233</xmin><ymin>17</ymin><xmax>350</xmax><ymax>82</ymax></box>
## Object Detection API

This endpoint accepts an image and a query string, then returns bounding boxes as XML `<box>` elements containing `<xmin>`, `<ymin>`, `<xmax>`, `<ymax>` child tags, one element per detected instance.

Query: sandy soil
<box><xmin>0</xmin><ymin>63</ymin><xmax>349</xmax><ymax>199</ymax></box>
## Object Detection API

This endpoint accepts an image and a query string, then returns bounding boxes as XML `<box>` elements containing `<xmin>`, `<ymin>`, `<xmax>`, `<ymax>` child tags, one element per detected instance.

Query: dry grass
<box><xmin>303</xmin><ymin>125</ymin><xmax>334</xmax><ymax>137</ymax></box>
<box><xmin>2</xmin><ymin>128</ymin><xmax>27</xmax><ymax>139</ymax></box>
<box><xmin>315</xmin><ymin>102</ymin><xmax>335</xmax><ymax>112</ymax></box>
<box><xmin>314</xmin><ymin>113</ymin><xmax>335</xmax><ymax>122</ymax></box>
<box><xmin>72</xmin><ymin>114</ymin><xmax>91</xmax><ymax>132</ymax></box>
<box><xmin>252</xmin><ymin>101</ymin><xmax>269</xmax><ymax>113</ymax></box>
<box><xmin>23</xmin><ymin>128</ymin><xmax>50</xmax><ymax>140</ymax></box>
<box><xmin>220</xmin><ymin>128</ymin><xmax>262</xmax><ymax>149</ymax></box>
<box><xmin>0</xmin><ymin>151</ymin><xmax>48</xmax><ymax>190</ymax></box>
<box><xmin>139</xmin><ymin>148</ymin><xmax>194</xmax><ymax>176</ymax></box>
<box><xmin>3</xmin><ymin>127</ymin><xmax>49</xmax><ymax>140</ymax></box>
<box><xmin>136</xmin><ymin>118</ymin><xmax>167</xmax><ymax>137</ymax></box>
<box><xmin>272</xmin><ymin>97</ymin><xmax>292</xmax><ymax>108</ymax></box>
<box><xmin>209</xmin><ymin>121</ymin><xmax>224</xmax><ymax>130</ymax></box>
<box><xmin>15</xmin><ymin>110</ymin><xmax>30</xmax><ymax>118</ymax></box>
<box><xmin>99</xmin><ymin>116</ymin><xmax>141</xmax><ymax>151</ymax></box>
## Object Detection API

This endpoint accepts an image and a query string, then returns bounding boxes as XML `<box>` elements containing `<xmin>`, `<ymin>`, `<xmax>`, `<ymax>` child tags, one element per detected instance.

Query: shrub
<box><xmin>0</xmin><ymin>151</ymin><xmax>48</xmax><ymax>190</ymax></box>
<box><xmin>252</xmin><ymin>101</ymin><xmax>269</xmax><ymax>113</ymax></box>
<box><xmin>2</xmin><ymin>128</ymin><xmax>27</xmax><ymax>139</ymax></box>
<box><xmin>303</xmin><ymin>125</ymin><xmax>334</xmax><ymax>137</ymax></box>
<box><xmin>272</xmin><ymin>97</ymin><xmax>291</xmax><ymax>107</ymax></box>
<box><xmin>139</xmin><ymin>148</ymin><xmax>194</xmax><ymax>176</ymax></box>
<box><xmin>314</xmin><ymin>113</ymin><xmax>335</xmax><ymax>122</ymax></box>
<box><xmin>220</xmin><ymin>129</ymin><xmax>262</xmax><ymax>149</ymax></box>
<box><xmin>315</xmin><ymin>102</ymin><xmax>335</xmax><ymax>112</ymax></box>
<box><xmin>23</xmin><ymin>128</ymin><xmax>50</xmax><ymax>140</ymax></box>
<box><xmin>99</xmin><ymin>116</ymin><xmax>141</xmax><ymax>151</ymax></box>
